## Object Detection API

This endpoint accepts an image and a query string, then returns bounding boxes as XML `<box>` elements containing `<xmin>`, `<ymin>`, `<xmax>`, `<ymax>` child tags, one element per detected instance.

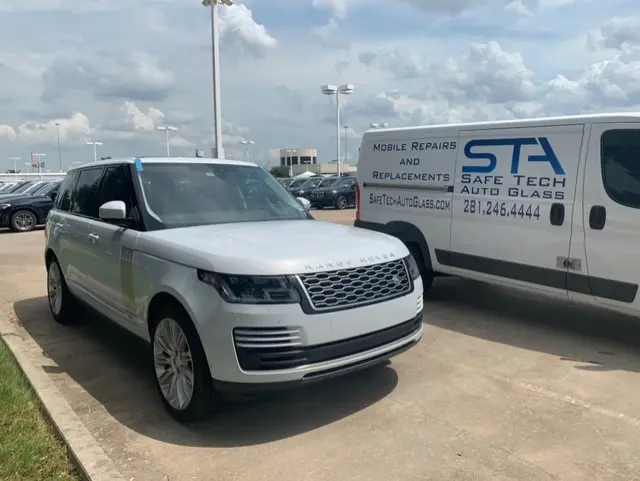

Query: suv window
<box><xmin>69</xmin><ymin>167</ymin><xmax>103</xmax><ymax>218</ymax></box>
<box><xmin>601</xmin><ymin>129</ymin><xmax>640</xmax><ymax>208</ymax></box>
<box><xmin>97</xmin><ymin>164</ymin><xmax>135</xmax><ymax>213</ymax></box>
<box><xmin>55</xmin><ymin>172</ymin><xmax>78</xmax><ymax>212</ymax></box>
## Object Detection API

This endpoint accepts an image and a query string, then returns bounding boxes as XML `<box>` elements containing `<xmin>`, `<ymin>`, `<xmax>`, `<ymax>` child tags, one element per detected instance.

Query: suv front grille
<box><xmin>297</xmin><ymin>259</ymin><xmax>411</xmax><ymax>311</ymax></box>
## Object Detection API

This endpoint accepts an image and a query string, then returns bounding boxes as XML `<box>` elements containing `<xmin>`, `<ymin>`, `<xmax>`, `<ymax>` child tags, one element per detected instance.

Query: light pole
<box><xmin>286</xmin><ymin>149</ymin><xmax>294</xmax><ymax>177</ymax></box>
<box><xmin>86</xmin><ymin>141</ymin><xmax>103</xmax><ymax>162</ymax></box>
<box><xmin>240</xmin><ymin>140</ymin><xmax>254</xmax><ymax>161</ymax></box>
<box><xmin>156</xmin><ymin>125</ymin><xmax>178</xmax><ymax>156</ymax></box>
<box><xmin>321</xmin><ymin>84</ymin><xmax>354</xmax><ymax>176</ymax></box>
<box><xmin>343</xmin><ymin>125</ymin><xmax>349</xmax><ymax>168</ymax></box>
<box><xmin>202</xmin><ymin>0</ymin><xmax>234</xmax><ymax>159</ymax></box>
<box><xmin>55</xmin><ymin>122</ymin><xmax>62</xmax><ymax>172</ymax></box>
<box><xmin>8</xmin><ymin>157</ymin><xmax>20</xmax><ymax>173</ymax></box>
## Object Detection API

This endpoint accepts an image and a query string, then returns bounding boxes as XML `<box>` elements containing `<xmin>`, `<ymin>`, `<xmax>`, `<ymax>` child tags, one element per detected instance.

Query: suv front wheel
<box><xmin>150</xmin><ymin>304</ymin><xmax>223</xmax><ymax>422</ymax></box>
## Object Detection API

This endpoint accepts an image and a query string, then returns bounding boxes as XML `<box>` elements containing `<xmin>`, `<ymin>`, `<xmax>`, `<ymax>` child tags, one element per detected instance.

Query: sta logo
<box><xmin>462</xmin><ymin>137</ymin><xmax>565</xmax><ymax>175</ymax></box>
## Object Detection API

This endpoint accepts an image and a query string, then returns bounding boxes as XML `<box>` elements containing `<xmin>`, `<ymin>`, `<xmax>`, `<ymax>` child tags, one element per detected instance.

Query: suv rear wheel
<box><xmin>335</xmin><ymin>195</ymin><xmax>348</xmax><ymax>210</ymax></box>
<box><xmin>47</xmin><ymin>258</ymin><xmax>81</xmax><ymax>325</ymax></box>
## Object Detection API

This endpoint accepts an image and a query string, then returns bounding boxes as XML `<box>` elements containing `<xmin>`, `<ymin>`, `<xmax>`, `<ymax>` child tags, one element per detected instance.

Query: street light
<box><xmin>240</xmin><ymin>140</ymin><xmax>254</xmax><ymax>161</ymax></box>
<box><xmin>8</xmin><ymin>157</ymin><xmax>20</xmax><ymax>173</ymax></box>
<box><xmin>321</xmin><ymin>83</ymin><xmax>354</xmax><ymax>176</ymax></box>
<box><xmin>55</xmin><ymin>122</ymin><xmax>62</xmax><ymax>172</ymax></box>
<box><xmin>202</xmin><ymin>0</ymin><xmax>234</xmax><ymax>159</ymax></box>
<box><xmin>86</xmin><ymin>141</ymin><xmax>103</xmax><ymax>162</ymax></box>
<box><xmin>156</xmin><ymin>125</ymin><xmax>178</xmax><ymax>156</ymax></box>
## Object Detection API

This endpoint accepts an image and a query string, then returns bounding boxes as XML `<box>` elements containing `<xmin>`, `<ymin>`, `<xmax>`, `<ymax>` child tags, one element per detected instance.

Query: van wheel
<box><xmin>407</xmin><ymin>245</ymin><xmax>434</xmax><ymax>294</ymax></box>
<box><xmin>47</xmin><ymin>258</ymin><xmax>80</xmax><ymax>325</ymax></box>
<box><xmin>150</xmin><ymin>303</ymin><xmax>223</xmax><ymax>423</ymax></box>
<box><xmin>11</xmin><ymin>210</ymin><xmax>37</xmax><ymax>232</ymax></box>
<box><xmin>335</xmin><ymin>195</ymin><xmax>348</xmax><ymax>210</ymax></box>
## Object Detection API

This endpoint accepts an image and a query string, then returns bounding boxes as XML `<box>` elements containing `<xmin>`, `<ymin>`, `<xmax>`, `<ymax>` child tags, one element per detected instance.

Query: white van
<box><xmin>355</xmin><ymin>113</ymin><xmax>640</xmax><ymax>315</ymax></box>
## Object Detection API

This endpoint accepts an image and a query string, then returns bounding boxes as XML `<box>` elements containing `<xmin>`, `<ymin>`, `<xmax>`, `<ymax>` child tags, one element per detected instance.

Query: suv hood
<box><xmin>138</xmin><ymin>219</ymin><xmax>408</xmax><ymax>275</ymax></box>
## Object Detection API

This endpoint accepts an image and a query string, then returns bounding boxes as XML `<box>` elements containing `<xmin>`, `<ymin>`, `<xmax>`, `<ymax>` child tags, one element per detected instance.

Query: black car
<box><xmin>0</xmin><ymin>181</ymin><xmax>60</xmax><ymax>232</ymax></box>
<box><xmin>309</xmin><ymin>176</ymin><xmax>357</xmax><ymax>209</ymax></box>
<box><xmin>291</xmin><ymin>176</ymin><xmax>339</xmax><ymax>200</ymax></box>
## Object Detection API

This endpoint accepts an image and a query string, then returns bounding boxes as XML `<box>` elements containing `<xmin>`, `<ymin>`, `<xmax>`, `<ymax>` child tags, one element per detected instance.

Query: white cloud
<box><xmin>312</xmin><ymin>0</ymin><xmax>349</xmax><ymax>20</ymax></box>
<box><xmin>219</xmin><ymin>4</ymin><xmax>278</xmax><ymax>55</ymax></box>
<box><xmin>0</xmin><ymin>112</ymin><xmax>93</xmax><ymax>145</ymax></box>
<box><xmin>505</xmin><ymin>0</ymin><xmax>532</xmax><ymax>16</ymax></box>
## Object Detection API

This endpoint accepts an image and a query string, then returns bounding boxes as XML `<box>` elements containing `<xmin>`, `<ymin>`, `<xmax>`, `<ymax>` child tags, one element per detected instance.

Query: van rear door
<box><xmin>444</xmin><ymin>124</ymin><xmax>584</xmax><ymax>296</ymax></box>
<box><xmin>581</xmin><ymin>123</ymin><xmax>640</xmax><ymax>309</ymax></box>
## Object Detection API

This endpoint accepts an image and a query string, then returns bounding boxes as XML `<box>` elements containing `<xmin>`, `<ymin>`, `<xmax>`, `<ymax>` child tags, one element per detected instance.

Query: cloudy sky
<box><xmin>0</xmin><ymin>0</ymin><xmax>638</xmax><ymax>171</ymax></box>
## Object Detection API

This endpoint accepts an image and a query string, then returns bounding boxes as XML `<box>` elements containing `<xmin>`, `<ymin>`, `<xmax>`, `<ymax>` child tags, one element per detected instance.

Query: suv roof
<box><xmin>67</xmin><ymin>156</ymin><xmax>257</xmax><ymax>173</ymax></box>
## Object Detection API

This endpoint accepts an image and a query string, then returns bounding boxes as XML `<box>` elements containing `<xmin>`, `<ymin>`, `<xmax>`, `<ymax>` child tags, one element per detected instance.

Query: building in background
<box><xmin>279</xmin><ymin>148</ymin><xmax>318</xmax><ymax>166</ymax></box>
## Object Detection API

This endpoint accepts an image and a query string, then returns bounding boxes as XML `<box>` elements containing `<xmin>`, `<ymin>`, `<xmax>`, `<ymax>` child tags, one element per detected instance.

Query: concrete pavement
<box><xmin>2</xmin><ymin>217</ymin><xmax>640</xmax><ymax>480</ymax></box>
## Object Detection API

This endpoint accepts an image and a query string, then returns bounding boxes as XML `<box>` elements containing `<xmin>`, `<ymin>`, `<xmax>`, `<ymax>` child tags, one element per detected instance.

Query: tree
<box><xmin>270</xmin><ymin>166</ymin><xmax>289</xmax><ymax>177</ymax></box>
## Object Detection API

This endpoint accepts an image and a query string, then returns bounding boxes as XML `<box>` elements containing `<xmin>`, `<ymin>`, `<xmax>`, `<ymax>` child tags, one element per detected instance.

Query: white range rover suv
<box><xmin>44</xmin><ymin>157</ymin><xmax>424</xmax><ymax>422</ymax></box>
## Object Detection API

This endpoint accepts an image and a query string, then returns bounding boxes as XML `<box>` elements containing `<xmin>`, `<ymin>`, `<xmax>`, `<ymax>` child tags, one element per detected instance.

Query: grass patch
<box><xmin>0</xmin><ymin>338</ymin><xmax>79</xmax><ymax>480</ymax></box>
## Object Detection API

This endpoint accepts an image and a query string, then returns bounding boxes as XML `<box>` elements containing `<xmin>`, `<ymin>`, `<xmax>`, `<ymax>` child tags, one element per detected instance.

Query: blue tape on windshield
<box><xmin>135</xmin><ymin>158</ymin><xmax>143</xmax><ymax>172</ymax></box>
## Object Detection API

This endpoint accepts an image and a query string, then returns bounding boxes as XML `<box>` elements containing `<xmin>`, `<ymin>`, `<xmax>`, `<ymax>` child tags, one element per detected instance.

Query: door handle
<box><xmin>88</xmin><ymin>233</ymin><xmax>99</xmax><ymax>243</ymax></box>
<box><xmin>589</xmin><ymin>205</ymin><xmax>606</xmax><ymax>230</ymax></box>
<box><xmin>549</xmin><ymin>203</ymin><xmax>565</xmax><ymax>226</ymax></box>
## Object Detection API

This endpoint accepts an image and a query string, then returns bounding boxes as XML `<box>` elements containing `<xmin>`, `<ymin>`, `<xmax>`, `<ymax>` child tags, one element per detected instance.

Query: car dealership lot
<box><xmin>2</xmin><ymin>217</ymin><xmax>640</xmax><ymax>480</ymax></box>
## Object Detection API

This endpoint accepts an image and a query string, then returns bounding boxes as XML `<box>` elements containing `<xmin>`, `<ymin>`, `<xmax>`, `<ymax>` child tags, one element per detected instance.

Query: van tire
<box><xmin>407</xmin><ymin>244</ymin><xmax>434</xmax><ymax>294</ymax></box>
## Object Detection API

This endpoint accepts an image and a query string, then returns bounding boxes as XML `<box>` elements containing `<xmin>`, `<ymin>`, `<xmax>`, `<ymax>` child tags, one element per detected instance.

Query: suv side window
<box><xmin>97</xmin><ymin>164</ymin><xmax>135</xmax><ymax>213</ymax></box>
<box><xmin>69</xmin><ymin>167</ymin><xmax>103</xmax><ymax>218</ymax></box>
<box><xmin>601</xmin><ymin>129</ymin><xmax>640</xmax><ymax>208</ymax></box>
<box><xmin>54</xmin><ymin>172</ymin><xmax>78</xmax><ymax>212</ymax></box>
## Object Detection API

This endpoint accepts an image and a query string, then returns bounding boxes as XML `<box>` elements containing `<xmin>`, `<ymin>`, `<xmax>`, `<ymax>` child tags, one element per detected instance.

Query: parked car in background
<box><xmin>291</xmin><ymin>176</ymin><xmax>339</xmax><ymax>200</ymax></box>
<box><xmin>0</xmin><ymin>181</ymin><xmax>61</xmax><ymax>232</ymax></box>
<box><xmin>310</xmin><ymin>176</ymin><xmax>357</xmax><ymax>210</ymax></box>
<box><xmin>286</xmin><ymin>175</ymin><xmax>319</xmax><ymax>193</ymax></box>
<box><xmin>0</xmin><ymin>180</ymin><xmax>47</xmax><ymax>199</ymax></box>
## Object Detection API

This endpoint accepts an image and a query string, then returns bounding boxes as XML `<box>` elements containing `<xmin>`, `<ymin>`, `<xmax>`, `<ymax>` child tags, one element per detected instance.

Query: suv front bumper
<box><xmin>191</xmin><ymin>277</ymin><xmax>424</xmax><ymax>391</ymax></box>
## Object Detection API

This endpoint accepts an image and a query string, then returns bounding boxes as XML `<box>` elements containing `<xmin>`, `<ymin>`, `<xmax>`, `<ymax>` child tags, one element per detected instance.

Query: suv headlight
<box><xmin>0</xmin><ymin>204</ymin><xmax>11</xmax><ymax>210</ymax></box>
<box><xmin>197</xmin><ymin>269</ymin><xmax>301</xmax><ymax>304</ymax></box>
<box><xmin>404</xmin><ymin>254</ymin><xmax>420</xmax><ymax>280</ymax></box>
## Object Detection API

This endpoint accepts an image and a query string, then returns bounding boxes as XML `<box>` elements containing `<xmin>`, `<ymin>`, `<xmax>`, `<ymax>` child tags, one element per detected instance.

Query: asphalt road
<box><xmin>1</xmin><ymin>216</ymin><xmax>640</xmax><ymax>480</ymax></box>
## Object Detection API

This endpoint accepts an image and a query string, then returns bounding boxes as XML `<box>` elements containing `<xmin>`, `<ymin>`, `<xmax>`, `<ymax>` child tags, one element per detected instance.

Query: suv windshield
<box><xmin>5</xmin><ymin>182</ymin><xmax>31</xmax><ymax>194</ymax></box>
<box><xmin>21</xmin><ymin>182</ymin><xmax>46</xmax><ymax>194</ymax></box>
<box><xmin>288</xmin><ymin>178</ymin><xmax>309</xmax><ymax>189</ymax></box>
<box><xmin>298</xmin><ymin>178</ymin><xmax>324</xmax><ymax>190</ymax></box>
<box><xmin>36</xmin><ymin>182</ymin><xmax>60</xmax><ymax>196</ymax></box>
<box><xmin>138</xmin><ymin>162</ymin><xmax>309</xmax><ymax>228</ymax></box>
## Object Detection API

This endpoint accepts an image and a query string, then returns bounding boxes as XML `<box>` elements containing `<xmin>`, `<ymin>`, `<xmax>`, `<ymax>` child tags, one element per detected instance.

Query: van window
<box><xmin>54</xmin><ymin>172</ymin><xmax>78</xmax><ymax>212</ymax></box>
<box><xmin>69</xmin><ymin>167</ymin><xmax>103</xmax><ymax>218</ymax></box>
<box><xmin>601</xmin><ymin>129</ymin><xmax>640</xmax><ymax>208</ymax></box>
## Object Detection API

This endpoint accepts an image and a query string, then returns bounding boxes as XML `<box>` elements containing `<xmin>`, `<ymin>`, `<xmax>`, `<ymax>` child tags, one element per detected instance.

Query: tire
<box><xmin>407</xmin><ymin>244</ymin><xmax>434</xmax><ymax>294</ymax></box>
<box><xmin>47</xmin><ymin>257</ymin><xmax>80</xmax><ymax>325</ymax></box>
<box><xmin>150</xmin><ymin>303</ymin><xmax>223</xmax><ymax>423</ymax></box>
<box><xmin>335</xmin><ymin>195</ymin><xmax>348</xmax><ymax>210</ymax></box>
<box><xmin>10</xmin><ymin>210</ymin><xmax>37</xmax><ymax>232</ymax></box>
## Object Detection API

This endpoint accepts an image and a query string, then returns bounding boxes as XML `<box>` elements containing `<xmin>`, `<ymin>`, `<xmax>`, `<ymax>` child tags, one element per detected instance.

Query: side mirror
<box><xmin>297</xmin><ymin>197</ymin><xmax>311</xmax><ymax>211</ymax></box>
<box><xmin>99</xmin><ymin>200</ymin><xmax>127</xmax><ymax>223</ymax></box>
<box><xmin>49</xmin><ymin>192</ymin><xmax>57</xmax><ymax>200</ymax></box>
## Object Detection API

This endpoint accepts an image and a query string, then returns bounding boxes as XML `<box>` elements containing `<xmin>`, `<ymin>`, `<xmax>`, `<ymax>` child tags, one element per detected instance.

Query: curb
<box><xmin>0</xmin><ymin>314</ymin><xmax>126</xmax><ymax>481</ymax></box>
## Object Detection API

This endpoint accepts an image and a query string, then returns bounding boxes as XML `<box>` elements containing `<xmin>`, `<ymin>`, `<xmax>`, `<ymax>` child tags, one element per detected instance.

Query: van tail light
<box><xmin>355</xmin><ymin>182</ymin><xmax>361</xmax><ymax>222</ymax></box>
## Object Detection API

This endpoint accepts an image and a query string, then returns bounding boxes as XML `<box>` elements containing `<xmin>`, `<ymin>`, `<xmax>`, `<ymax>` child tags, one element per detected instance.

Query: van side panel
<box><xmin>444</xmin><ymin>124</ymin><xmax>584</xmax><ymax>295</ymax></box>
<box><xmin>357</xmin><ymin>131</ymin><xmax>457</xmax><ymax>271</ymax></box>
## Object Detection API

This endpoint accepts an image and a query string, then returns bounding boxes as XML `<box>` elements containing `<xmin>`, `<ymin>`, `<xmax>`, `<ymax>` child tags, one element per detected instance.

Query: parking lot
<box><xmin>2</xmin><ymin>211</ymin><xmax>640</xmax><ymax>480</ymax></box>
